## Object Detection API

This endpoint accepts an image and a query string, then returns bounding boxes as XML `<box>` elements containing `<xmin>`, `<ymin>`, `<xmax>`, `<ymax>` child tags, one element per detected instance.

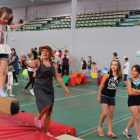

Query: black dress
<box><xmin>34</xmin><ymin>60</ymin><xmax>55</xmax><ymax>113</ymax></box>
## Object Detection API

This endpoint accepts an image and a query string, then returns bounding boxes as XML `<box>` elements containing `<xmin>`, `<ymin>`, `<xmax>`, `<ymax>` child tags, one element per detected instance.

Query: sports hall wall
<box><xmin>12</xmin><ymin>0</ymin><xmax>140</xmax><ymax>23</ymax></box>
<box><xmin>8</xmin><ymin>27</ymin><xmax>140</xmax><ymax>76</ymax></box>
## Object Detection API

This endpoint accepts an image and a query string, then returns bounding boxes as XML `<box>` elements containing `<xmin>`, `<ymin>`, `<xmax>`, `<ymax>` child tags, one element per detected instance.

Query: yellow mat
<box><xmin>56</xmin><ymin>134</ymin><xmax>83</xmax><ymax>140</ymax></box>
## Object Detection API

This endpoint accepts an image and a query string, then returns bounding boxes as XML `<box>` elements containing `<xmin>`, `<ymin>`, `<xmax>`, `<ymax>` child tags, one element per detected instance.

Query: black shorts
<box><xmin>97</xmin><ymin>70</ymin><xmax>101</xmax><ymax>73</ymax></box>
<box><xmin>128</xmin><ymin>96</ymin><xmax>140</xmax><ymax>107</ymax></box>
<box><xmin>101</xmin><ymin>95</ymin><xmax>115</xmax><ymax>106</ymax></box>
<box><xmin>82</xmin><ymin>67</ymin><xmax>86</xmax><ymax>70</ymax></box>
<box><xmin>0</xmin><ymin>54</ymin><xmax>9</xmax><ymax>62</ymax></box>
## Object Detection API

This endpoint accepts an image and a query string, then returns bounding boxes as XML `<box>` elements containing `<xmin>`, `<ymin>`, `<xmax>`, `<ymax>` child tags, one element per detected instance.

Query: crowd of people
<box><xmin>0</xmin><ymin>6</ymin><xmax>140</xmax><ymax>140</ymax></box>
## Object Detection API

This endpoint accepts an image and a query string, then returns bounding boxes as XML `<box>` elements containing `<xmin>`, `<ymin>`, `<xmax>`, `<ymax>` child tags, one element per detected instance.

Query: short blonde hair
<box><xmin>7</xmin><ymin>66</ymin><xmax>14</xmax><ymax>74</ymax></box>
<box><xmin>26</xmin><ymin>52</ymin><xmax>34</xmax><ymax>58</ymax></box>
<box><xmin>81</xmin><ymin>57</ymin><xmax>84</xmax><ymax>60</ymax></box>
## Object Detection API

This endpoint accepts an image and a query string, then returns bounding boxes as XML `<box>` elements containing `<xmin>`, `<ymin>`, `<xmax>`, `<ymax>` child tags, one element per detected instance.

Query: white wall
<box><xmin>8</xmin><ymin>27</ymin><xmax>140</xmax><ymax>77</ymax></box>
<box><xmin>12</xmin><ymin>0</ymin><xmax>140</xmax><ymax>23</ymax></box>
<box><xmin>12</xmin><ymin>8</ymin><xmax>26</xmax><ymax>23</ymax></box>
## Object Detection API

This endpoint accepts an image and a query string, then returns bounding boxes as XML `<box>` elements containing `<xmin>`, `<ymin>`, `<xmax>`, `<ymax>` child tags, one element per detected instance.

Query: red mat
<box><xmin>0</xmin><ymin>111</ymin><xmax>76</xmax><ymax>140</ymax></box>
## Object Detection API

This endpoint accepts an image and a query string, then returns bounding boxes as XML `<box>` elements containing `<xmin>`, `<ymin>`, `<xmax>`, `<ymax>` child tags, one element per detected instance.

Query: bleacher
<box><xmin>21</xmin><ymin>8</ymin><xmax>140</xmax><ymax>31</ymax></box>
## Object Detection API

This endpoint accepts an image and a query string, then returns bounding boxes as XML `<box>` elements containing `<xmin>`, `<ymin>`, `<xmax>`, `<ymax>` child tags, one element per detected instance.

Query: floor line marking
<box><xmin>76</xmin><ymin>113</ymin><xmax>131</xmax><ymax>136</ymax></box>
<box><xmin>20</xmin><ymin>92</ymin><xmax>94</xmax><ymax>107</ymax></box>
<box><xmin>78</xmin><ymin>115</ymin><xmax>132</xmax><ymax>138</ymax></box>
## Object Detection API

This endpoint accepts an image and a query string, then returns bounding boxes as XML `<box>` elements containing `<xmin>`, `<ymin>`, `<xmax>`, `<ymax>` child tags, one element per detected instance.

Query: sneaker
<box><xmin>30</xmin><ymin>90</ymin><xmax>34</xmax><ymax>96</ymax></box>
<box><xmin>34</xmin><ymin>117</ymin><xmax>41</xmax><ymax>129</ymax></box>
<box><xmin>13</xmin><ymin>83</ymin><xmax>19</xmax><ymax>85</ymax></box>
<box><xmin>123</xmin><ymin>130</ymin><xmax>133</xmax><ymax>139</ymax></box>
<box><xmin>10</xmin><ymin>94</ymin><xmax>14</xmax><ymax>97</ymax></box>
<box><xmin>43</xmin><ymin>132</ymin><xmax>53</xmax><ymax>137</ymax></box>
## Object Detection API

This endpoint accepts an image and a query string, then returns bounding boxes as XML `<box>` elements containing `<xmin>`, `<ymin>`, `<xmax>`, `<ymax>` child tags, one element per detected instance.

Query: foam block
<box><xmin>91</xmin><ymin>73</ymin><xmax>97</xmax><ymax>78</ymax></box>
<box><xmin>87</xmin><ymin>75</ymin><xmax>92</xmax><ymax>78</ymax></box>
<box><xmin>0</xmin><ymin>111</ymin><xmax>76</xmax><ymax>139</ymax></box>
<box><xmin>0</xmin><ymin>96</ymin><xmax>19</xmax><ymax>115</ymax></box>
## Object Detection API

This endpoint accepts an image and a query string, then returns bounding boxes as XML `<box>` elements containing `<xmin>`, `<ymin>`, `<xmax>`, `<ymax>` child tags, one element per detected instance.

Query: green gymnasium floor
<box><xmin>6</xmin><ymin>73</ymin><xmax>137</xmax><ymax>140</ymax></box>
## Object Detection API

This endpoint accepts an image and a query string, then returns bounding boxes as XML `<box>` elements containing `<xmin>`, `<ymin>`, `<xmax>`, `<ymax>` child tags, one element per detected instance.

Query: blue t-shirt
<box><xmin>11</xmin><ymin>54</ymin><xmax>18</xmax><ymax>73</ymax></box>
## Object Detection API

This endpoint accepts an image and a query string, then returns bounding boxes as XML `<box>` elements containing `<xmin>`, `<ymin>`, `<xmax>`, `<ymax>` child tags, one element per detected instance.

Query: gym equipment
<box><xmin>24</xmin><ymin>76</ymin><xmax>27</xmax><ymax>79</ymax></box>
<box><xmin>103</xmin><ymin>68</ymin><xmax>109</xmax><ymax>74</ymax></box>
<box><xmin>71</xmin><ymin>73</ymin><xmax>82</xmax><ymax>84</ymax></box>
<box><xmin>21</xmin><ymin>75</ymin><xmax>24</xmax><ymax>78</ymax></box>
<box><xmin>81</xmin><ymin>75</ymin><xmax>87</xmax><ymax>85</ymax></box>
<box><xmin>118</xmin><ymin>82</ymin><xmax>125</xmax><ymax>87</ymax></box>
<box><xmin>87</xmin><ymin>75</ymin><xmax>92</xmax><ymax>78</ymax></box>
<box><xmin>97</xmin><ymin>75</ymin><xmax>100</xmax><ymax>78</ymax></box>
<box><xmin>97</xmin><ymin>75</ymin><xmax>104</xmax><ymax>84</ymax></box>
<box><xmin>91</xmin><ymin>73</ymin><xmax>97</xmax><ymax>78</ymax></box>
<box><xmin>0</xmin><ymin>111</ymin><xmax>76</xmax><ymax>139</ymax></box>
<box><xmin>69</xmin><ymin>76</ymin><xmax>76</xmax><ymax>86</ymax></box>
<box><xmin>0</xmin><ymin>96</ymin><xmax>19</xmax><ymax>115</ymax></box>
<box><xmin>57</xmin><ymin>76</ymin><xmax>70</xmax><ymax>87</ymax></box>
<box><xmin>22</xmin><ymin>69</ymin><xmax>28</xmax><ymax>77</ymax></box>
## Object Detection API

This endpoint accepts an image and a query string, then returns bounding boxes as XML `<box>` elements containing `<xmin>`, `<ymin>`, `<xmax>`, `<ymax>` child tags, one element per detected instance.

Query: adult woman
<box><xmin>61</xmin><ymin>49</ymin><xmax>74</xmax><ymax>76</ymax></box>
<box><xmin>21</xmin><ymin>44</ymin><xmax>71</xmax><ymax>137</ymax></box>
<box><xmin>9</xmin><ymin>48</ymin><xmax>18</xmax><ymax>85</ymax></box>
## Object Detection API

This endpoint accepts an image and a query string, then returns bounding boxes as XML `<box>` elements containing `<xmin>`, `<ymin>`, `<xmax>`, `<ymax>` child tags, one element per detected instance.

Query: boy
<box><xmin>123</xmin><ymin>57</ymin><xmax>129</xmax><ymax>87</ymax></box>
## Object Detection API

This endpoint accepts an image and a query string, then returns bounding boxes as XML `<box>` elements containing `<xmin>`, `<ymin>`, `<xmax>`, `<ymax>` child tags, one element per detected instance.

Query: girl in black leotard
<box><xmin>21</xmin><ymin>44</ymin><xmax>71</xmax><ymax>137</ymax></box>
<box><xmin>123</xmin><ymin>65</ymin><xmax>140</xmax><ymax>140</ymax></box>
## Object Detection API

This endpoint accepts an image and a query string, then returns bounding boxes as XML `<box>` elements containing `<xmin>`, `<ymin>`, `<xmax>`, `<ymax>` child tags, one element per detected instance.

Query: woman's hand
<box><xmin>98</xmin><ymin>96</ymin><xmax>101</xmax><ymax>103</ymax></box>
<box><xmin>73</xmin><ymin>64</ymin><xmax>75</xmax><ymax>67</ymax></box>
<box><xmin>33</xmin><ymin>72</ymin><xmax>36</xmax><ymax>78</ymax></box>
<box><xmin>21</xmin><ymin>21</ymin><xmax>27</xmax><ymax>27</ymax></box>
<box><xmin>65</xmin><ymin>89</ymin><xmax>71</xmax><ymax>97</ymax></box>
<box><xmin>21</xmin><ymin>55</ymin><xmax>27</xmax><ymax>62</ymax></box>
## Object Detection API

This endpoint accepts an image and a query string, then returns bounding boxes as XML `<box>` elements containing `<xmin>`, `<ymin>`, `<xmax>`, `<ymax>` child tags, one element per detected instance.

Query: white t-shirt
<box><xmin>0</xmin><ymin>25</ymin><xmax>11</xmax><ymax>54</ymax></box>
<box><xmin>123</xmin><ymin>62</ymin><xmax>129</xmax><ymax>74</ymax></box>
<box><xmin>8</xmin><ymin>72</ymin><xmax>13</xmax><ymax>84</ymax></box>
<box><xmin>28</xmin><ymin>61</ymin><xmax>35</xmax><ymax>72</ymax></box>
<box><xmin>55</xmin><ymin>56</ymin><xmax>61</xmax><ymax>64</ymax></box>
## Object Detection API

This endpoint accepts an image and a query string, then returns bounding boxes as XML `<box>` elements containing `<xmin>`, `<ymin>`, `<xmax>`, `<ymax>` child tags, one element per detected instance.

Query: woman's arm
<box><xmin>10</xmin><ymin>21</ymin><xmax>27</xmax><ymax>29</ymax></box>
<box><xmin>98</xmin><ymin>73</ymin><xmax>108</xmax><ymax>103</ymax></box>
<box><xmin>21</xmin><ymin>56</ymin><xmax>39</xmax><ymax>69</ymax></box>
<box><xmin>67</xmin><ymin>55</ymin><xmax>74</xmax><ymax>66</ymax></box>
<box><xmin>53</xmin><ymin>64</ymin><xmax>71</xmax><ymax>97</ymax></box>
<box><xmin>127</xmin><ymin>79</ymin><xmax>140</xmax><ymax>96</ymax></box>
<box><xmin>9</xmin><ymin>56</ymin><xmax>16</xmax><ymax>64</ymax></box>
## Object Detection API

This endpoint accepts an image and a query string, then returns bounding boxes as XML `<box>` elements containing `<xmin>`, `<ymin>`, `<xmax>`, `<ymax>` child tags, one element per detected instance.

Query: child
<box><xmin>23</xmin><ymin>52</ymin><xmax>35</xmax><ymax>96</ymax></box>
<box><xmin>123</xmin><ymin>65</ymin><xmax>140</xmax><ymax>140</ymax></box>
<box><xmin>87</xmin><ymin>56</ymin><xmax>92</xmax><ymax>82</ymax></box>
<box><xmin>123</xmin><ymin>57</ymin><xmax>129</xmax><ymax>87</ymax></box>
<box><xmin>18</xmin><ymin>60</ymin><xmax>21</xmax><ymax>75</ymax></box>
<box><xmin>0</xmin><ymin>7</ymin><xmax>27</xmax><ymax>97</ymax></box>
<box><xmin>113</xmin><ymin>52</ymin><xmax>119</xmax><ymax>60</ymax></box>
<box><xmin>92</xmin><ymin>62</ymin><xmax>101</xmax><ymax>75</ymax></box>
<box><xmin>79</xmin><ymin>57</ymin><xmax>86</xmax><ymax>74</ymax></box>
<box><xmin>98</xmin><ymin>59</ymin><xmax>122</xmax><ymax>138</ymax></box>
<box><xmin>5</xmin><ymin>66</ymin><xmax>14</xmax><ymax>96</ymax></box>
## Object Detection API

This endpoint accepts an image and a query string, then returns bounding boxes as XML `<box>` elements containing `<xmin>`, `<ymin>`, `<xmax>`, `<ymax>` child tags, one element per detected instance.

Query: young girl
<box><xmin>123</xmin><ymin>65</ymin><xmax>140</xmax><ymax>140</ymax></box>
<box><xmin>5</xmin><ymin>66</ymin><xmax>14</xmax><ymax>96</ymax></box>
<box><xmin>87</xmin><ymin>56</ymin><xmax>92</xmax><ymax>82</ymax></box>
<box><xmin>23</xmin><ymin>52</ymin><xmax>35</xmax><ymax>96</ymax></box>
<box><xmin>79</xmin><ymin>57</ymin><xmax>86</xmax><ymax>74</ymax></box>
<box><xmin>0</xmin><ymin>7</ymin><xmax>27</xmax><ymax>97</ymax></box>
<box><xmin>92</xmin><ymin>62</ymin><xmax>101</xmax><ymax>75</ymax></box>
<box><xmin>98</xmin><ymin>59</ymin><xmax>122</xmax><ymax>138</ymax></box>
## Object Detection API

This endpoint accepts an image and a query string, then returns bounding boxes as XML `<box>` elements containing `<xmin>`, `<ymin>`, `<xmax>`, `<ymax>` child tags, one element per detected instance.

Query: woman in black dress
<box><xmin>21</xmin><ymin>44</ymin><xmax>71</xmax><ymax>137</ymax></box>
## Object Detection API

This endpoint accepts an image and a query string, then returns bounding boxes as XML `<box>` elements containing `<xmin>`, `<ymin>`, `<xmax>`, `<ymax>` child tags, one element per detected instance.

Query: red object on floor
<box><xmin>0</xmin><ymin>111</ymin><xmax>76</xmax><ymax>140</ymax></box>
<box><xmin>97</xmin><ymin>78</ymin><xmax>100</xmax><ymax>84</ymax></box>
<box><xmin>69</xmin><ymin>76</ymin><xmax>76</xmax><ymax>86</ymax></box>
<box><xmin>98</xmin><ymin>75</ymin><xmax>104</xmax><ymax>84</ymax></box>
<box><xmin>81</xmin><ymin>75</ymin><xmax>87</xmax><ymax>85</ymax></box>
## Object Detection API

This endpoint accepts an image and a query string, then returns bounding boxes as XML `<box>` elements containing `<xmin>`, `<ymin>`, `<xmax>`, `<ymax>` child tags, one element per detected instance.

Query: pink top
<box><xmin>95</xmin><ymin>65</ymin><xmax>101</xmax><ymax>71</ymax></box>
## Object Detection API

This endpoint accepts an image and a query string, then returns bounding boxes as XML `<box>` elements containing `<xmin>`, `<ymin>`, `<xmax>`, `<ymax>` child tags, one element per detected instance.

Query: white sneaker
<box><xmin>30</xmin><ymin>90</ymin><xmax>34</xmax><ymax>96</ymax></box>
<box><xmin>5</xmin><ymin>92</ymin><xmax>8</xmax><ymax>96</ymax></box>
<box><xmin>10</xmin><ymin>94</ymin><xmax>14</xmax><ymax>97</ymax></box>
<box><xmin>13</xmin><ymin>83</ymin><xmax>19</xmax><ymax>85</ymax></box>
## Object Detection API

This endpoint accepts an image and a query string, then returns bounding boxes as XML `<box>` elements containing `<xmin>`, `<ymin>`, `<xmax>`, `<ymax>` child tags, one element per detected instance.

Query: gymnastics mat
<box><xmin>56</xmin><ymin>134</ymin><xmax>83</xmax><ymax>140</ymax></box>
<box><xmin>0</xmin><ymin>111</ymin><xmax>76</xmax><ymax>140</ymax></box>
